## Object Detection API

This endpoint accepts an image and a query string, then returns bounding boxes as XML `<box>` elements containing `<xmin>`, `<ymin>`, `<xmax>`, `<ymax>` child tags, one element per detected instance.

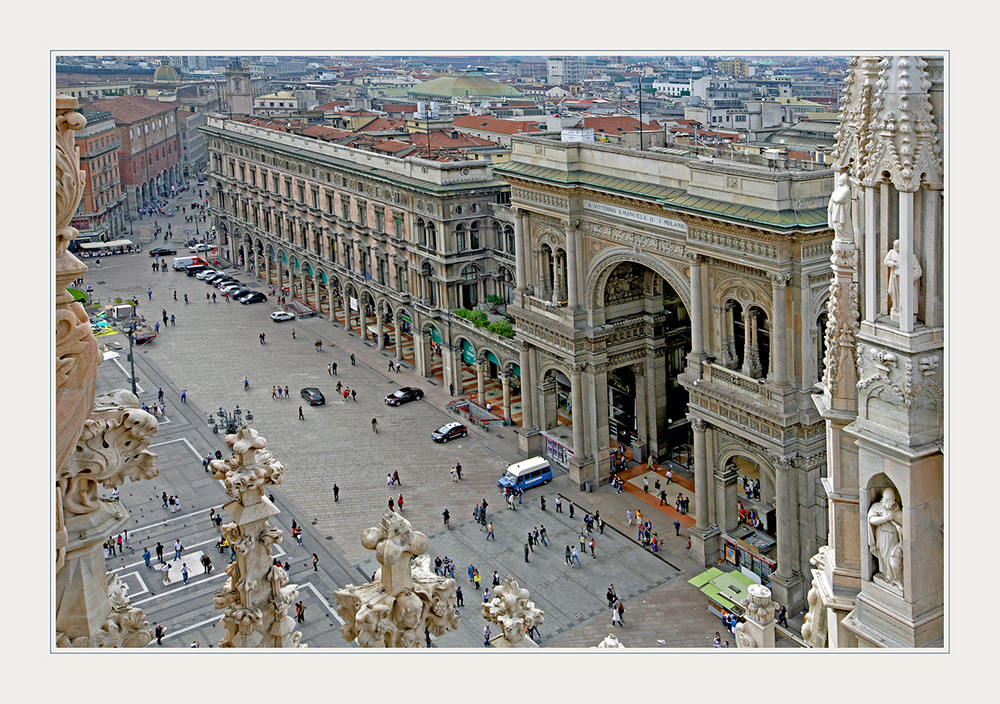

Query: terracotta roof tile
<box><xmin>87</xmin><ymin>95</ymin><xmax>177</xmax><ymax>124</ymax></box>
<box><xmin>453</xmin><ymin>114</ymin><xmax>544</xmax><ymax>135</ymax></box>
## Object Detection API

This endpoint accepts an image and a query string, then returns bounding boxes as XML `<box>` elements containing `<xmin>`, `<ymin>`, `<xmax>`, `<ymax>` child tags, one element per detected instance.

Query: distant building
<box><xmin>177</xmin><ymin>109</ymin><xmax>206</xmax><ymax>176</ymax></box>
<box><xmin>87</xmin><ymin>95</ymin><xmax>182</xmax><ymax>210</ymax></box>
<box><xmin>547</xmin><ymin>56</ymin><xmax>584</xmax><ymax>84</ymax></box>
<box><xmin>716</xmin><ymin>58</ymin><xmax>751</xmax><ymax>79</ymax></box>
<box><xmin>72</xmin><ymin>110</ymin><xmax>127</xmax><ymax>236</ymax></box>
<box><xmin>253</xmin><ymin>90</ymin><xmax>299</xmax><ymax>116</ymax></box>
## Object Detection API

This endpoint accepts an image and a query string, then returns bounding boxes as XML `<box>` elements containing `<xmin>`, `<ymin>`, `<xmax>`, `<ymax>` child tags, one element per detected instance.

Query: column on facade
<box><xmin>773</xmin><ymin>454</ymin><xmax>794</xmax><ymax>582</ymax></box>
<box><xmin>550</xmin><ymin>251</ymin><xmax>561</xmax><ymax>304</ymax></box>
<box><xmin>413</xmin><ymin>330</ymin><xmax>426</xmax><ymax>376</ymax></box>
<box><xmin>500</xmin><ymin>372</ymin><xmax>511</xmax><ymax>422</ymax></box>
<box><xmin>376</xmin><ymin>307</ymin><xmax>385</xmax><ymax>350</ymax></box>
<box><xmin>690</xmin><ymin>417</ymin><xmax>709</xmax><ymax>531</ymax></box>
<box><xmin>570</xmin><ymin>364</ymin><xmax>586</xmax><ymax>460</ymax></box>
<box><xmin>689</xmin><ymin>254</ymin><xmax>704</xmax><ymax>356</ymax></box>
<box><xmin>514</xmin><ymin>209</ymin><xmax>527</xmax><ymax>292</ymax></box>
<box><xmin>394</xmin><ymin>329</ymin><xmax>404</xmax><ymax>362</ymax></box>
<box><xmin>898</xmin><ymin>191</ymin><xmax>916</xmax><ymax>331</ymax></box>
<box><xmin>770</xmin><ymin>275</ymin><xmax>788</xmax><ymax>385</ymax></box>
<box><xmin>564</xmin><ymin>221</ymin><xmax>579</xmax><ymax>309</ymax></box>
<box><xmin>312</xmin><ymin>272</ymin><xmax>320</xmax><ymax>311</ymax></box>
<box><xmin>519</xmin><ymin>343</ymin><xmax>534</xmax><ymax>429</ymax></box>
<box><xmin>476</xmin><ymin>359</ymin><xmax>486</xmax><ymax>401</ymax></box>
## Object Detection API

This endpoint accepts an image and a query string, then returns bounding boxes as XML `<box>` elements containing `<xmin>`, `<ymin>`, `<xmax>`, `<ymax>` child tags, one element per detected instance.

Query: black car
<box><xmin>431</xmin><ymin>422</ymin><xmax>467</xmax><ymax>443</ymax></box>
<box><xmin>238</xmin><ymin>292</ymin><xmax>267</xmax><ymax>304</ymax></box>
<box><xmin>300</xmin><ymin>387</ymin><xmax>325</xmax><ymax>405</ymax></box>
<box><xmin>149</xmin><ymin>247</ymin><xmax>177</xmax><ymax>257</ymax></box>
<box><xmin>185</xmin><ymin>265</ymin><xmax>209</xmax><ymax>277</ymax></box>
<box><xmin>213</xmin><ymin>277</ymin><xmax>238</xmax><ymax>288</ymax></box>
<box><xmin>384</xmin><ymin>387</ymin><xmax>424</xmax><ymax>406</ymax></box>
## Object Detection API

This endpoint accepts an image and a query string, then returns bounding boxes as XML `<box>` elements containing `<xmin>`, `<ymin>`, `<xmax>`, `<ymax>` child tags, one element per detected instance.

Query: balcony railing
<box><xmin>701</xmin><ymin>361</ymin><xmax>771</xmax><ymax>401</ymax></box>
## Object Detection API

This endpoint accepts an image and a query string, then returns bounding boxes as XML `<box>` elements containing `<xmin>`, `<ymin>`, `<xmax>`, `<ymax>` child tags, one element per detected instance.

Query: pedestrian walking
<box><xmin>527</xmin><ymin>532</ymin><xmax>535</xmax><ymax>552</ymax></box>
<box><xmin>351</xmin><ymin>389</ymin><xmax>357</xmax><ymax>402</ymax></box>
<box><xmin>539</xmin><ymin>525</ymin><xmax>548</xmax><ymax>546</ymax></box>
<box><xmin>778</xmin><ymin>605</ymin><xmax>788</xmax><ymax>627</ymax></box>
<box><xmin>589</xmin><ymin>538</ymin><xmax>596</xmax><ymax>558</ymax></box>
<box><xmin>331</xmin><ymin>362</ymin><xmax>337</xmax><ymax>375</ymax></box>
<box><xmin>180</xmin><ymin>389</ymin><xmax>187</xmax><ymax>403</ymax></box>
<box><xmin>569</xmin><ymin>501</ymin><xmax>575</xmax><ymax>518</ymax></box>
<box><xmin>555</xmin><ymin>496</ymin><xmax>562</xmax><ymax>513</ymax></box>
<box><xmin>295</xmin><ymin>528</ymin><xmax>303</xmax><ymax>546</ymax></box>
<box><xmin>156</xmin><ymin>542</ymin><xmax>164</xmax><ymax>564</ymax></box>
<box><xmin>184</xmin><ymin>294</ymin><xmax>188</xmax><ymax>303</ymax></box>
<box><xmin>312</xmin><ymin>553</ymin><xmax>319</xmax><ymax>571</ymax></box>
<box><xmin>571</xmin><ymin>546</ymin><xmax>581</xmax><ymax>565</ymax></box>
<box><xmin>170</xmin><ymin>315</ymin><xmax>175</xmax><ymax>326</ymax></box>
<box><xmin>155</xmin><ymin>624</ymin><xmax>165</xmax><ymax>645</ymax></box>
<box><xmin>174</xmin><ymin>539</ymin><xmax>183</xmax><ymax>561</ymax></box>
<box><xmin>143</xmin><ymin>547</ymin><xmax>152</xmax><ymax>568</ymax></box>
<box><xmin>243</xmin><ymin>376</ymin><xmax>249</xmax><ymax>391</ymax></box>
<box><xmin>333</xmin><ymin>484</ymin><xmax>339</xmax><ymax>502</ymax></box>
<box><xmin>299</xmin><ymin>406</ymin><xmax>305</xmax><ymax>421</ymax></box>
<box><xmin>611</xmin><ymin>606</ymin><xmax>622</xmax><ymax>628</ymax></box>
<box><xmin>674</xmin><ymin>519</ymin><xmax>681</xmax><ymax>536</ymax></box>
<box><xmin>387</xmin><ymin>473</ymin><xmax>393</xmax><ymax>487</ymax></box>
<box><xmin>483</xmin><ymin>625</ymin><xmax>491</xmax><ymax>647</ymax></box>
<box><xmin>442</xmin><ymin>508</ymin><xmax>450</xmax><ymax>527</ymax></box>
<box><xmin>161</xmin><ymin>562</ymin><xmax>171</xmax><ymax>583</ymax></box>
<box><xmin>272</xmin><ymin>386</ymin><xmax>277</xmax><ymax>399</ymax></box>
<box><xmin>388</xmin><ymin>497</ymin><xmax>395</xmax><ymax>511</ymax></box>
<box><xmin>456</xmin><ymin>586</ymin><xmax>464</xmax><ymax>607</ymax></box>
<box><xmin>524</xmin><ymin>543</ymin><xmax>530</xmax><ymax>563</ymax></box>
<box><xmin>147</xmin><ymin>288</ymin><xmax>152</xmax><ymax>300</ymax></box>
<box><xmin>181</xmin><ymin>563</ymin><xmax>189</xmax><ymax>584</ymax></box>
<box><xmin>397</xmin><ymin>495</ymin><xmax>404</xmax><ymax>512</ymax></box>
<box><xmin>291</xmin><ymin>328</ymin><xmax>296</xmax><ymax>340</ymax></box>
<box><xmin>328</xmin><ymin>363</ymin><xmax>333</xmax><ymax>376</ymax></box>
<box><xmin>617</xmin><ymin>601</ymin><xmax>626</xmax><ymax>624</ymax></box>
<box><xmin>607</xmin><ymin>584</ymin><xmax>617</xmax><ymax>608</ymax></box>
<box><xmin>455</xmin><ymin>463</ymin><xmax>462</xmax><ymax>480</ymax></box>
<box><xmin>643</xmin><ymin>477</ymin><xmax>649</xmax><ymax>493</ymax></box>
<box><xmin>473</xmin><ymin>568</ymin><xmax>481</xmax><ymax>590</ymax></box>
<box><xmin>350</xmin><ymin>353</ymin><xmax>356</xmax><ymax>365</ymax></box>
<box><xmin>485</xmin><ymin>522</ymin><xmax>494</xmax><ymax>540</ymax></box>
<box><xmin>392</xmin><ymin>470</ymin><xmax>400</xmax><ymax>485</ymax></box>
<box><xmin>215</xmin><ymin>514</ymin><xmax>223</xmax><ymax>531</ymax></box>
<box><xmin>371</xmin><ymin>418</ymin><xmax>378</xmax><ymax>433</ymax></box>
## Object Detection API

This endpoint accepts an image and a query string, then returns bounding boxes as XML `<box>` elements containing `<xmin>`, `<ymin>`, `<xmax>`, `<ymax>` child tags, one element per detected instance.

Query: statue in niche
<box><xmin>867</xmin><ymin>486</ymin><xmax>903</xmax><ymax>589</ymax></box>
<box><xmin>883</xmin><ymin>239</ymin><xmax>922</xmax><ymax>323</ymax></box>
<box><xmin>604</xmin><ymin>263</ymin><xmax>644</xmax><ymax>305</ymax></box>
<box><xmin>827</xmin><ymin>171</ymin><xmax>854</xmax><ymax>243</ymax></box>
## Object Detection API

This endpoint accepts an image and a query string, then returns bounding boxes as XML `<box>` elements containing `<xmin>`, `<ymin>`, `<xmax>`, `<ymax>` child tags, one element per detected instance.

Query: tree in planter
<box><xmin>469</xmin><ymin>310</ymin><xmax>489</xmax><ymax>328</ymax></box>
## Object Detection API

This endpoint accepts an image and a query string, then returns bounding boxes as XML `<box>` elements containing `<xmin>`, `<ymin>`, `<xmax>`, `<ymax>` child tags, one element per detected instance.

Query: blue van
<box><xmin>498</xmin><ymin>457</ymin><xmax>552</xmax><ymax>492</ymax></box>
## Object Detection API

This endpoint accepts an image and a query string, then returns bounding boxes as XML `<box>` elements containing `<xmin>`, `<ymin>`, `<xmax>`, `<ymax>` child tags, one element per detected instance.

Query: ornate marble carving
<box><xmin>335</xmin><ymin>511</ymin><xmax>458</xmax><ymax>647</ymax></box>
<box><xmin>56</xmin><ymin>573</ymin><xmax>153</xmax><ymax>648</ymax></box>
<box><xmin>596</xmin><ymin>633</ymin><xmax>626</xmax><ymax>648</ymax></box>
<box><xmin>209</xmin><ymin>426</ymin><xmax>303</xmax><ymax>648</ymax></box>
<box><xmin>864</xmin><ymin>57</ymin><xmax>943</xmax><ymax>191</ymax></box>
<box><xmin>833</xmin><ymin>56</ymin><xmax>881</xmax><ymax>183</ymax></box>
<box><xmin>867</xmin><ymin>486</ymin><xmax>903</xmax><ymax>591</ymax></box>
<box><xmin>735</xmin><ymin>584</ymin><xmax>779</xmax><ymax>649</ymax></box>
<box><xmin>856</xmin><ymin>344</ymin><xmax>942</xmax><ymax>408</ymax></box>
<box><xmin>482</xmin><ymin>575</ymin><xmax>544</xmax><ymax>647</ymax></box>
<box><xmin>801</xmin><ymin>578</ymin><xmax>829</xmax><ymax>647</ymax></box>
<box><xmin>511</xmin><ymin>186</ymin><xmax>569</xmax><ymax>210</ymax></box>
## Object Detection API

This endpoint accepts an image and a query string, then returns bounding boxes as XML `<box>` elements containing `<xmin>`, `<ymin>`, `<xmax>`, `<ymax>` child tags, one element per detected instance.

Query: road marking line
<box><xmin>110</xmin><ymin>356</ymin><xmax>145</xmax><ymax>394</ymax></box>
<box><xmin>299</xmin><ymin>581</ymin><xmax>346</xmax><ymax>625</ymax></box>
<box><xmin>131</xmin><ymin>570</ymin><xmax>228</xmax><ymax>605</ymax></box>
<box><xmin>148</xmin><ymin>615</ymin><xmax>223</xmax><ymax>645</ymax></box>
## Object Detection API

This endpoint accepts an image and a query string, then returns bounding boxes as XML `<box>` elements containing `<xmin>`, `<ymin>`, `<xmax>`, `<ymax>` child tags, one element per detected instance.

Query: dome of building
<box><xmin>407</xmin><ymin>73</ymin><xmax>522</xmax><ymax>99</ymax></box>
<box><xmin>153</xmin><ymin>63</ymin><xmax>181</xmax><ymax>84</ymax></box>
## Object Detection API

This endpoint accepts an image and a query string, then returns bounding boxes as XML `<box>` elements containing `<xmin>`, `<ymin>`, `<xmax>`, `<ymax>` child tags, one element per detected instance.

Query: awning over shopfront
<box><xmin>688</xmin><ymin>567</ymin><xmax>755</xmax><ymax>616</ymax></box>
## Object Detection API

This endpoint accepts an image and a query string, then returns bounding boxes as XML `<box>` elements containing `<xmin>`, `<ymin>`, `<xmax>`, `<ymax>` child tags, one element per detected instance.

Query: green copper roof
<box><xmin>494</xmin><ymin>160</ymin><xmax>829</xmax><ymax>231</ymax></box>
<box><xmin>407</xmin><ymin>74</ymin><xmax>523</xmax><ymax>99</ymax></box>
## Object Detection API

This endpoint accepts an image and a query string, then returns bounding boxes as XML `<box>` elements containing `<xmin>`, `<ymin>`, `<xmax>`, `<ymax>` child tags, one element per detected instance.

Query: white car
<box><xmin>270</xmin><ymin>311</ymin><xmax>295</xmax><ymax>322</ymax></box>
<box><xmin>218</xmin><ymin>282</ymin><xmax>245</xmax><ymax>294</ymax></box>
<box><xmin>196</xmin><ymin>269</ymin><xmax>219</xmax><ymax>280</ymax></box>
<box><xmin>189</xmin><ymin>243</ymin><xmax>214</xmax><ymax>253</ymax></box>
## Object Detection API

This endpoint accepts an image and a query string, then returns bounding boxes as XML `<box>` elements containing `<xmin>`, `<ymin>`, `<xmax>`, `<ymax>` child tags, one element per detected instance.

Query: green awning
<box><xmin>688</xmin><ymin>568</ymin><xmax>756</xmax><ymax>611</ymax></box>
<box><xmin>429</xmin><ymin>326</ymin><xmax>442</xmax><ymax>344</ymax></box>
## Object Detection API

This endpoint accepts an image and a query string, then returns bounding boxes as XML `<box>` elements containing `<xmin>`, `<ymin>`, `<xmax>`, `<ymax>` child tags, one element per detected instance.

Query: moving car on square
<box><xmin>431</xmin><ymin>422</ymin><xmax>467</xmax><ymax>443</ymax></box>
<box><xmin>384</xmin><ymin>387</ymin><xmax>424</xmax><ymax>406</ymax></box>
<box><xmin>300</xmin><ymin>387</ymin><xmax>325</xmax><ymax>405</ymax></box>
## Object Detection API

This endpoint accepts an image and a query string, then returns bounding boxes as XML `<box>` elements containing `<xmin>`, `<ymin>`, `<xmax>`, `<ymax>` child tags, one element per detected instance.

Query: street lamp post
<box><xmin>121</xmin><ymin>318</ymin><xmax>138</xmax><ymax>395</ymax></box>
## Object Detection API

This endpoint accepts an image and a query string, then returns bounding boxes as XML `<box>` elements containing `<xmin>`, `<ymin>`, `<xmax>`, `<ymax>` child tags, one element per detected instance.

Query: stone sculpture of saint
<box><xmin>883</xmin><ymin>239</ymin><xmax>922</xmax><ymax>321</ymax></box>
<box><xmin>827</xmin><ymin>171</ymin><xmax>853</xmax><ymax>242</ymax></box>
<box><xmin>867</xmin><ymin>487</ymin><xmax>903</xmax><ymax>588</ymax></box>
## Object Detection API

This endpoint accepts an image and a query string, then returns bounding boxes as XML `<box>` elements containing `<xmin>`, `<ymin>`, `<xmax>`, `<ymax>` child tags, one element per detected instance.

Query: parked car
<box><xmin>185</xmin><ymin>265</ymin><xmax>209</xmax><ymax>277</ymax></box>
<box><xmin>189</xmin><ymin>243</ymin><xmax>214</xmax><ymax>253</ymax></box>
<box><xmin>196</xmin><ymin>269</ymin><xmax>219</xmax><ymax>280</ymax></box>
<box><xmin>300</xmin><ymin>387</ymin><xmax>325</xmax><ymax>405</ymax></box>
<box><xmin>271</xmin><ymin>311</ymin><xmax>295</xmax><ymax>322</ymax></box>
<box><xmin>149</xmin><ymin>247</ymin><xmax>177</xmax><ymax>257</ymax></box>
<box><xmin>219</xmin><ymin>283</ymin><xmax>246</xmax><ymax>295</ymax></box>
<box><xmin>204</xmin><ymin>272</ymin><xmax>228</xmax><ymax>283</ymax></box>
<box><xmin>212</xmin><ymin>277</ymin><xmax>238</xmax><ymax>288</ymax></box>
<box><xmin>227</xmin><ymin>287</ymin><xmax>253</xmax><ymax>299</ymax></box>
<box><xmin>238</xmin><ymin>292</ymin><xmax>267</xmax><ymax>304</ymax></box>
<box><xmin>431</xmin><ymin>422</ymin><xmax>467</xmax><ymax>443</ymax></box>
<box><xmin>384</xmin><ymin>387</ymin><xmax>424</xmax><ymax>406</ymax></box>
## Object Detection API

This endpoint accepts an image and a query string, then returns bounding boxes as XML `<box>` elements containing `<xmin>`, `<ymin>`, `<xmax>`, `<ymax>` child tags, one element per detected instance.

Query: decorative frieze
<box><xmin>689</xmin><ymin>227</ymin><xmax>777</xmax><ymax>260</ymax></box>
<box><xmin>581</xmin><ymin>220</ymin><xmax>686</xmax><ymax>257</ymax></box>
<box><xmin>512</xmin><ymin>186</ymin><xmax>569</xmax><ymax>210</ymax></box>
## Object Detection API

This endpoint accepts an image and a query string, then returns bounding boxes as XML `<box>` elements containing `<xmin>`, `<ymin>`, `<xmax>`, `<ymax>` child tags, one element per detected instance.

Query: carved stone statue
<box><xmin>482</xmin><ymin>575</ymin><xmax>544</xmax><ymax>647</ymax></box>
<box><xmin>827</xmin><ymin>171</ymin><xmax>854</xmax><ymax>243</ymax></box>
<box><xmin>867</xmin><ymin>486</ymin><xmax>903</xmax><ymax>589</ymax></box>
<box><xmin>209</xmin><ymin>426</ymin><xmax>303</xmax><ymax>647</ymax></box>
<box><xmin>335</xmin><ymin>511</ymin><xmax>458</xmax><ymax>647</ymax></box>
<box><xmin>883</xmin><ymin>239</ymin><xmax>922</xmax><ymax>323</ymax></box>
<box><xmin>801</xmin><ymin>581</ymin><xmax>829</xmax><ymax>648</ymax></box>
